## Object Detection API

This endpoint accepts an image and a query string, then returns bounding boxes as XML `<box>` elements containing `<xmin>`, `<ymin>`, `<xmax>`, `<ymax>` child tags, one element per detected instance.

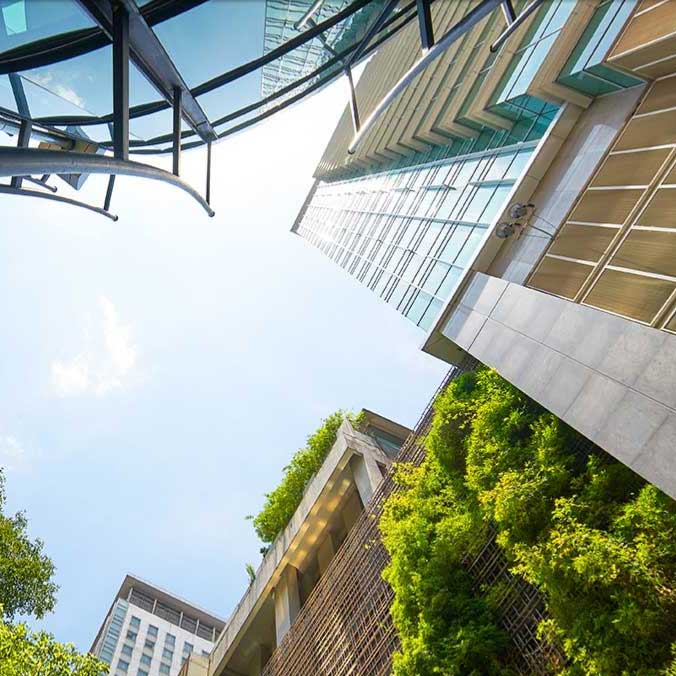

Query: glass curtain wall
<box><xmin>296</xmin><ymin>143</ymin><xmax>534</xmax><ymax>330</ymax></box>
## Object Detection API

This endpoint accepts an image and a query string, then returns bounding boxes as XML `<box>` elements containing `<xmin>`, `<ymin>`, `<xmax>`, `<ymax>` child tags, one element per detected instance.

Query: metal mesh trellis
<box><xmin>261</xmin><ymin>356</ymin><xmax>567</xmax><ymax>676</ymax></box>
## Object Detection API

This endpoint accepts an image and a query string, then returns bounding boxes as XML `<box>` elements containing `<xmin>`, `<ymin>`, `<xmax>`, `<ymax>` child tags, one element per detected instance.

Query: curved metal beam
<box><xmin>126</xmin><ymin>3</ymin><xmax>421</xmax><ymax>155</ymax></box>
<box><xmin>0</xmin><ymin>148</ymin><xmax>214</xmax><ymax>217</ymax></box>
<box><xmin>347</xmin><ymin>0</ymin><xmax>501</xmax><ymax>155</ymax></box>
<box><xmin>0</xmin><ymin>185</ymin><xmax>117</xmax><ymax>220</ymax></box>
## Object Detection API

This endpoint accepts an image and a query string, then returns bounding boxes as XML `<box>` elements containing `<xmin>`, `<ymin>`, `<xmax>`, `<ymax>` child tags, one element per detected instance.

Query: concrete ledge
<box><xmin>209</xmin><ymin>421</ymin><xmax>391</xmax><ymax>675</ymax></box>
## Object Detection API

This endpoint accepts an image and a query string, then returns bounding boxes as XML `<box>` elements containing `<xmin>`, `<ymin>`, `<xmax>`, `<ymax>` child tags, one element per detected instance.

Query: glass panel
<box><xmin>153</xmin><ymin>1</ymin><xmax>265</xmax><ymax>87</ymax></box>
<box><xmin>0</xmin><ymin>73</ymin><xmax>17</xmax><ymax>112</ymax></box>
<box><xmin>19</xmin><ymin>44</ymin><xmax>111</xmax><ymax>118</ymax></box>
<box><xmin>0</xmin><ymin>0</ymin><xmax>94</xmax><ymax>54</ymax></box>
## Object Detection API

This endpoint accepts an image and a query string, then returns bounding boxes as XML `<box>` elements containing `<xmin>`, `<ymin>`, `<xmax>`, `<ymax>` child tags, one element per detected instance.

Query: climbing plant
<box><xmin>250</xmin><ymin>411</ymin><xmax>363</xmax><ymax>544</ymax></box>
<box><xmin>381</xmin><ymin>368</ymin><xmax>676</xmax><ymax>676</ymax></box>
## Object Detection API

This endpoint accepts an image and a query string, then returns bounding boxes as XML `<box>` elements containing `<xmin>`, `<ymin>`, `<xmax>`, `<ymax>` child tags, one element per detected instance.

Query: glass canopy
<box><xmin>0</xmin><ymin>0</ymin><xmax>419</xmax><ymax>154</ymax></box>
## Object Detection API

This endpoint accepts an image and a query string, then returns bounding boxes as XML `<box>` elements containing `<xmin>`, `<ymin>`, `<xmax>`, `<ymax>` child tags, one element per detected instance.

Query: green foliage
<box><xmin>381</xmin><ymin>368</ymin><xmax>676</xmax><ymax>676</ymax></box>
<box><xmin>245</xmin><ymin>563</ymin><xmax>256</xmax><ymax>584</ymax></box>
<box><xmin>381</xmin><ymin>457</ymin><xmax>511</xmax><ymax>676</ymax></box>
<box><xmin>0</xmin><ymin>471</ymin><xmax>57</xmax><ymax>621</ymax></box>
<box><xmin>0</xmin><ymin>470</ymin><xmax>105</xmax><ymax>675</ymax></box>
<box><xmin>0</xmin><ymin>619</ymin><xmax>106</xmax><ymax>676</ymax></box>
<box><xmin>252</xmin><ymin>411</ymin><xmax>355</xmax><ymax>544</ymax></box>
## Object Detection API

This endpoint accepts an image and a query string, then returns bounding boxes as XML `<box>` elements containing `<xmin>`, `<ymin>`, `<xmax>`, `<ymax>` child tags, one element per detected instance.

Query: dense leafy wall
<box><xmin>380</xmin><ymin>369</ymin><xmax>676</xmax><ymax>676</ymax></box>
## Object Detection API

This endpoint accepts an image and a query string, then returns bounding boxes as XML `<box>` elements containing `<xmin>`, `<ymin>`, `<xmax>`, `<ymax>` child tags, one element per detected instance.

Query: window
<box><xmin>137</xmin><ymin>671</ymin><xmax>148</xmax><ymax>676</ymax></box>
<box><xmin>140</xmin><ymin>654</ymin><xmax>152</xmax><ymax>666</ymax></box>
<box><xmin>201</xmin><ymin>650</ymin><xmax>210</xmax><ymax>657</ymax></box>
<box><xmin>147</xmin><ymin>625</ymin><xmax>158</xmax><ymax>638</ymax></box>
<box><xmin>126</xmin><ymin>630</ymin><xmax>137</xmax><ymax>642</ymax></box>
<box><xmin>144</xmin><ymin>639</ymin><xmax>155</xmax><ymax>650</ymax></box>
<box><xmin>183</xmin><ymin>642</ymin><xmax>193</xmax><ymax>654</ymax></box>
<box><xmin>121</xmin><ymin>644</ymin><xmax>133</xmax><ymax>657</ymax></box>
<box><xmin>165</xmin><ymin>634</ymin><xmax>175</xmax><ymax>646</ymax></box>
<box><xmin>162</xmin><ymin>648</ymin><xmax>173</xmax><ymax>660</ymax></box>
<box><xmin>159</xmin><ymin>664</ymin><xmax>170</xmax><ymax>675</ymax></box>
<box><xmin>116</xmin><ymin>659</ymin><xmax>129</xmax><ymax>673</ymax></box>
<box><xmin>129</xmin><ymin>616</ymin><xmax>141</xmax><ymax>629</ymax></box>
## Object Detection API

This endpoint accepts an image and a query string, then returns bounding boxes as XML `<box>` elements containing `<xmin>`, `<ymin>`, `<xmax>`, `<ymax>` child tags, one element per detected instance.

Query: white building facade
<box><xmin>91</xmin><ymin>575</ymin><xmax>225</xmax><ymax>676</ymax></box>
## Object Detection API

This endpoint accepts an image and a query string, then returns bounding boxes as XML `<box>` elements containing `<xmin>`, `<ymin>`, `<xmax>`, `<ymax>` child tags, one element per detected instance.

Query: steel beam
<box><xmin>0</xmin><ymin>148</ymin><xmax>215</xmax><ymax>216</ymax></box>
<box><xmin>348</xmin><ymin>0</ymin><xmax>502</xmax><ymax>155</ymax></box>
<box><xmin>0</xmin><ymin>185</ymin><xmax>117</xmax><ymax>220</ymax></box>
<box><xmin>76</xmin><ymin>0</ymin><xmax>217</xmax><ymax>143</ymax></box>
<box><xmin>10</xmin><ymin>119</ymin><xmax>32</xmax><ymax>189</ymax></box>
<box><xmin>8</xmin><ymin>73</ymin><xmax>30</xmax><ymax>117</ymax></box>
<box><xmin>172</xmin><ymin>86</ymin><xmax>181</xmax><ymax>176</ymax></box>
<box><xmin>416</xmin><ymin>0</ymin><xmax>435</xmax><ymax>50</ymax></box>
<box><xmin>112</xmin><ymin>2</ymin><xmax>129</xmax><ymax>161</ymax></box>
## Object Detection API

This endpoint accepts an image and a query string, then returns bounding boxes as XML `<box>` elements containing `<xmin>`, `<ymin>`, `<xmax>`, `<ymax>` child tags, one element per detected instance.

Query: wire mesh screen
<box><xmin>261</xmin><ymin>356</ymin><xmax>564</xmax><ymax>676</ymax></box>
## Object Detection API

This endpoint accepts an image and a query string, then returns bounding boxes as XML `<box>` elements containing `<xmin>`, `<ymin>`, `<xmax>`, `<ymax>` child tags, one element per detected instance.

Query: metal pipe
<box><xmin>345</xmin><ymin>66</ymin><xmax>360</xmax><ymax>133</ymax></box>
<box><xmin>348</xmin><ymin>0</ymin><xmax>501</xmax><ymax>155</ymax></box>
<box><xmin>0</xmin><ymin>148</ymin><xmax>214</xmax><ymax>216</ymax></box>
<box><xmin>0</xmin><ymin>185</ymin><xmax>117</xmax><ymax>220</ymax></box>
<box><xmin>294</xmin><ymin>0</ymin><xmax>325</xmax><ymax>30</ymax></box>
<box><xmin>500</xmin><ymin>0</ymin><xmax>516</xmax><ymax>24</ymax></box>
<box><xmin>205</xmin><ymin>142</ymin><xmax>212</xmax><ymax>206</ymax></box>
<box><xmin>104</xmin><ymin>174</ymin><xmax>115</xmax><ymax>210</ymax></box>
<box><xmin>22</xmin><ymin>176</ymin><xmax>57</xmax><ymax>193</ymax></box>
<box><xmin>490</xmin><ymin>0</ymin><xmax>544</xmax><ymax>52</ymax></box>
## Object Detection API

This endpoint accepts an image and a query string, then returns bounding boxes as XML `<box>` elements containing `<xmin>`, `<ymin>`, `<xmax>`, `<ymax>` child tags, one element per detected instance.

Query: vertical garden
<box><xmin>380</xmin><ymin>368</ymin><xmax>676</xmax><ymax>676</ymax></box>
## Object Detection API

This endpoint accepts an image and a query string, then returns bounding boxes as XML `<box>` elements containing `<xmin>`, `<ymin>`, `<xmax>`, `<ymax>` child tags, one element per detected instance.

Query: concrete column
<box><xmin>317</xmin><ymin>532</ymin><xmax>335</xmax><ymax>576</ymax></box>
<box><xmin>350</xmin><ymin>453</ymin><xmax>383</xmax><ymax>506</ymax></box>
<box><xmin>247</xmin><ymin>644</ymin><xmax>271</xmax><ymax>676</ymax></box>
<box><xmin>274</xmin><ymin>565</ymin><xmax>301</xmax><ymax>646</ymax></box>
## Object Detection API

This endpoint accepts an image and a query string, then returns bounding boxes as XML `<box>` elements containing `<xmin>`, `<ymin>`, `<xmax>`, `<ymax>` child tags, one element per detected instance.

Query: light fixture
<box><xmin>508</xmin><ymin>202</ymin><xmax>534</xmax><ymax>220</ymax></box>
<box><xmin>495</xmin><ymin>222</ymin><xmax>515</xmax><ymax>239</ymax></box>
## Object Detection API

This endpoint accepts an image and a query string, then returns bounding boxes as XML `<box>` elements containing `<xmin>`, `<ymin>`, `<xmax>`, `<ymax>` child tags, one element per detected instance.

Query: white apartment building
<box><xmin>91</xmin><ymin>575</ymin><xmax>225</xmax><ymax>676</ymax></box>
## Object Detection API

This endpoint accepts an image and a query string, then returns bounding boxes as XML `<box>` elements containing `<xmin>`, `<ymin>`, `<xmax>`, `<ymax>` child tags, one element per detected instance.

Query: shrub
<box><xmin>251</xmin><ymin>411</ymin><xmax>354</xmax><ymax>543</ymax></box>
<box><xmin>381</xmin><ymin>368</ymin><xmax>676</xmax><ymax>675</ymax></box>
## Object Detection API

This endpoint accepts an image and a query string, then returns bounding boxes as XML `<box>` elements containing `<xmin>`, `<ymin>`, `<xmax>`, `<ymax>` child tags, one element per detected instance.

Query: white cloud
<box><xmin>0</xmin><ymin>436</ymin><xmax>26</xmax><ymax>472</ymax></box>
<box><xmin>26</xmin><ymin>72</ymin><xmax>87</xmax><ymax>110</ymax></box>
<box><xmin>51</xmin><ymin>297</ymin><xmax>138</xmax><ymax>397</ymax></box>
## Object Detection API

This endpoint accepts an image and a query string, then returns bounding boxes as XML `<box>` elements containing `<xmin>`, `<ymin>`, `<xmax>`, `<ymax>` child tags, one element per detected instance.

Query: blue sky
<box><xmin>0</xmin><ymin>70</ymin><xmax>448</xmax><ymax>651</ymax></box>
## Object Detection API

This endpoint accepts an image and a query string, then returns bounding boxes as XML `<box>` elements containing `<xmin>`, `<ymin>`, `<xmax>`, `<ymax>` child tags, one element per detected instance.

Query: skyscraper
<box><xmin>90</xmin><ymin>575</ymin><xmax>224</xmax><ymax>676</ymax></box>
<box><xmin>292</xmin><ymin>0</ymin><xmax>676</xmax><ymax>499</ymax></box>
